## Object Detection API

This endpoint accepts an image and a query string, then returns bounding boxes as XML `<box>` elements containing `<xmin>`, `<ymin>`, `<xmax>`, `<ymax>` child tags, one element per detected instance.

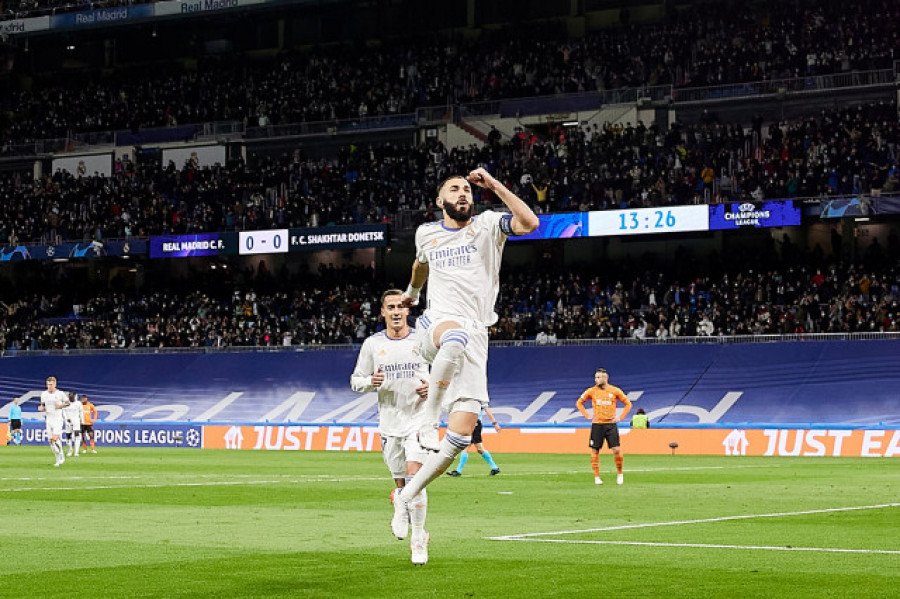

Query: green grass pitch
<box><xmin>2</xmin><ymin>447</ymin><xmax>898</xmax><ymax>598</ymax></box>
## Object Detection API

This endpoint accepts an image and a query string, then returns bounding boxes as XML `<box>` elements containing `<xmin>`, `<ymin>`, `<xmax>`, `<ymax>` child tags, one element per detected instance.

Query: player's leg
<box><xmin>453</xmin><ymin>420</ymin><xmax>482</xmax><ymax>475</ymax></box>
<box><xmin>403</xmin><ymin>439</ymin><xmax>429</xmax><ymax>564</ymax></box>
<box><xmin>55</xmin><ymin>434</ymin><xmax>65</xmax><ymax>464</ymax></box>
<box><xmin>589</xmin><ymin>423</ymin><xmax>603</xmax><ymax>483</ymax></box>
<box><xmin>382</xmin><ymin>435</ymin><xmax>407</xmax><ymax>488</ymax></box>
<box><xmin>48</xmin><ymin>427</ymin><xmax>63</xmax><ymax>465</ymax></box>
<box><xmin>608</xmin><ymin>425</ymin><xmax>624</xmax><ymax>484</ymax></box>
<box><xmin>49</xmin><ymin>440</ymin><xmax>60</xmax><ymax>464</ymax></box>
<box><xmin>47</xmin><ymin>420</ymin><xmax>59</xmax><ymax>464</ymax></box>
<box><xmin>392</xmin><ymin>407</ymin><xmax>478</xmax><ymax>539</ymax></box>
<box><xmin>590</xmin><ymin>448</ymin><xmax>601</xmax><ymax>484</ymax></box>
<box><xmin>383</xmin><ymin>436</ymin><xmax>409</xmax><ymax>534</ymax></box>
<box><xmin>451</xmin><ymin>445</ymin><xmax>472</xmax><ymax>474</ymax></box>
<box><xmin>483</xmin><ymin>452</ymin><xmax>500</xmax><ymax>474</ymax></box>
<box><xmin>65</xmin><ymin>422</ymin><xmax>74</xmax><ymax>456</ymax></box>
<box><xmin>458</xmin><ymin>447</ymin><xmax>472</xmax><ymax>471</ymax></box>
<box><xmin>406</xmin><ymin>408</ymin><xmax>477</xmax><ymax>494</ymax></box>
<box><xmin>421</xmin><ymin>321</ymin><xmax>468</xmax><ymax>434</ymax></box>
<box><xmin>475</xmin><ymin>441</ymin><xmax>500</xmax><ymax>473</ymax></box>
<box><xmin>612</xmin><ymin>447</ymin><xmax>624</xmax><ymax>484</ymax></box>
<box><xmin>393</xmin><ymin>326</ymin><xmax>487</xmax><ymax>537</ymax></box>
<box><xmin>73</xmin><ymin>428</ymin><xmax>81</xmax><ymax>456</ymax></box>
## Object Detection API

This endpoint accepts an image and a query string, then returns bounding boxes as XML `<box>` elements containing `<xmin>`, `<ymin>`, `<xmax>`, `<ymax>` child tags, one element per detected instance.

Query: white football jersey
<box><xmin>350</xmin><ymin>328</ymin><xmax>429</xmax><ymax>438</ymax></box>
<box><xmin>63</xmin><ymin>397</ymin><xmax>81</xmax><ymax>423</ymax></box>
<box><xmin>40</xmin><ymin>389</ymin><xmax>68</xmax><ymax>424</ymax></box>
<box><xmin>414</xmin><ymin>210</ymin><xmax>508</xmax><ymax>326</ymax></box>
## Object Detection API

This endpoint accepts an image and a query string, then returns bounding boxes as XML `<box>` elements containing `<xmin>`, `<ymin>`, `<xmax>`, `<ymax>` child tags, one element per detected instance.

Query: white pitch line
<box><xmin>0</xmin><ymin>473</ymin><xmax>373</xmax><ymax>482</ymax></box>
<box><xmin>494</xmin><ymin>538</ymin><xmax>900</xmax><ymax>555</ymax></box>
<box><xmin>0</xmin><ymin>464</ymin><xmax>774</xmax><ymax>484</ymax></box>
<box><xmin>0</xmin><ymin>475</ymin><xmax>145</xmax><ymax>482</ymax></box>
<box><xmin>0</xmin><ymin>480</ymin><xmax>286</xmax><ymax>492</ymax></box>
<box><xmin>470</xmin><ymin>464</ymin><xmax>779</xmax><ymax>478</ymax></box>
<box><xmin>489</xmin><ymin>503</ymin><xmax>900</xmax><ymax>540</ymax></box>
<box><xmin>0</xmin><ymin>475</ymin><xmax>388</xmax><ymax>493</ymax></box>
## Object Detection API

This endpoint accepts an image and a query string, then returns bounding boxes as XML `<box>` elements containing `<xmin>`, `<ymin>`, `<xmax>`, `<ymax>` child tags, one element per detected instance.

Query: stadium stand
<box><xmin>2</xmin><ymin>0</ymin><xmax>899</xmax><ymax>141</ymax></box>
<box><xmin>0</xmin><ymin>0</ymin><xmax>898</xmax><ymax>353</ymax></box>
<box><xmin>2</xmin><ymin>253</ymin><xmax>898</xmax><ymax>351</ymax></box>
<box><xmin>0</xmin><ymin>100</ymin><xmax>897</xmax><ymax>245</ymax></box>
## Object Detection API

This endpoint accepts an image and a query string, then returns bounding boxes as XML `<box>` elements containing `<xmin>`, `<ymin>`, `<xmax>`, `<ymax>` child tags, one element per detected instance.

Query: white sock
<box><xmin>425</xmin><ymin>330</ymin><xmax>468</xmax><ymax>424</ymax></box>
<box><xmin>401</xmin><ymin>431</ymin><xmax>471</xmax><ymax>500</ymax></box>
<box><xmin>50</xmin><ymin>442</ymin><xmax>60</xmax><ymax>461</ymax></box>
<box><xmin>74</xmin><ymin>434</ymin><xmax>81</xmax><ymax>455</ymax></box>
<box><xmin>410</xmin><ymin>488</ymin><xmax>427</xmax><ymax>538</ymax></box>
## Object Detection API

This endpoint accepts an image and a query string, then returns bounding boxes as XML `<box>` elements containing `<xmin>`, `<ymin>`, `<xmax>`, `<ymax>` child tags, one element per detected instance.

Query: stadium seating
<box><xmin>0</xmin><ymin>100</ymin><xmax>896</xmax><ymax>245</ymax></box>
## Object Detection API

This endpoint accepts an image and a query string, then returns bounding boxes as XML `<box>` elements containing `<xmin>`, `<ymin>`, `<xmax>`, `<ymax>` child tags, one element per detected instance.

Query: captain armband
<box><xmin>499</xmin><ymin>214</ymin><xmax>517</xmax><ymax>236</ymax></box>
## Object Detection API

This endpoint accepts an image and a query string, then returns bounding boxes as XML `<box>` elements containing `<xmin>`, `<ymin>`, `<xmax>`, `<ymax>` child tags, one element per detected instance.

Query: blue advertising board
<box><xmin>0</xmin><ymin>240</ymin><xmax>149</xmax><ymax>262</ymax></box>
<box><xmin>513</xmin><ymin>201</ymin><xmax>800</xmax><ymax>242</ymax></box>
<box><xmin>149</xmin><ymin>232</ymin><xmax>236</xmax><ymax>258</ymax></box>
<box><xmin>2</xmin><ymin>341</ymin><xmax>899</xmax><ymax>427</ymax></box>
<box><xmin>709</xmin><ymin>200</ymin><xmax>801</xmax><ymax>229</ymax></box>
<box><xmin>514</xmin><ymin>213</ymin><xmax>588</xmax><ymax>241</ymax></box>
<box><xmin>14</xmin><ymin>421</ymin><xmax>203</xmax><ymax>448</ymax></box>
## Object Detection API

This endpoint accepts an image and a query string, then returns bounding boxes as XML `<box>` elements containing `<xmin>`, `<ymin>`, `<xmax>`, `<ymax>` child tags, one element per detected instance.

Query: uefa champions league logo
<box><xmin>185</xmin><ymin>428</ymin><xmax>202</xmax><ymax>447</ymax></box>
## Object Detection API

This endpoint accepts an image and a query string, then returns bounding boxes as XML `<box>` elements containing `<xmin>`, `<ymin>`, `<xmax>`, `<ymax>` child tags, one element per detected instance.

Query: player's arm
<box><xmin>414</xmin><ymin>362</ymin><xmax>429</xmax><ymax>400</ymax></box>
<box><xmin>350</xmin><ymin>340</ymin><xmax>379</xmax><ymax>392</ymax></box>
<box><xmin>575</xmin><ymin>392</ymin><xmax>592</xmax><ymax>420</ymax></box>
<box><xmin>615</xmin><ymin>388</ymin><xmax>632</xmax><ymax>423</ymax></box>
<box><xmin>483</xmin><ymin>406</ymin><xmax>501</xmax><ymax>431</ymax></box>
<box><xmin>468</xmin><ymin>167</ymin><xmax>539</xmax><ymax>235</ymax></box>
<box><xmin>402</xmin><ymin>259</ymin><xmax>428</xmax><ymax>308</ymax></box>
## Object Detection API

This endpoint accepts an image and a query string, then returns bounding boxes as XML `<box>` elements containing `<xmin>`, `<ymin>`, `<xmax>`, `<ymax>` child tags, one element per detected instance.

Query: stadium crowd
<box><xmin>0</xmin><ymin>100</ymin><xmax>897</xmax><ymax>246</ymax></box>
<box><xmin>1</xmin><ymin>0</ymin><xmax>898</xmax><ymax>141</ymax></box>
<box><xmin>1</xmin><ymin>250</ymin><xmax>898</xmax><ymax>351</ymax></box>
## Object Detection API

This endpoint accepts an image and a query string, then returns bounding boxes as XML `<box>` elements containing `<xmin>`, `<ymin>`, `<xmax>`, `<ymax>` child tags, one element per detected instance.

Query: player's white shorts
<box><xmin>381</xmin><ymin>434</ymin><xmax>429</xmax><ymax>479</ymax></box>
<box><xmin>45</xmin><ymin>416</ymin><xmax>64</xmax><ymax>438</ymax></box>
<box><xmin>65</xmin><ymin>418</ymin><xmax>81</xmax><ymax>433</ymax></box>
<box><xmin>416</xmin><ymin>313</ymin><xmax>490</xmax><ymax>412</ymax></box>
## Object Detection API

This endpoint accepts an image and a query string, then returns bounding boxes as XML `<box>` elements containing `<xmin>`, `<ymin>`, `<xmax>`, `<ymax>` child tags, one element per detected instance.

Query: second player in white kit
<box><xmin>351</xmin><ymin>289</ymin><xmax>431</xmax><ymax>564</ymax></box>
<box><xmin>63</xmin><ymin>391</ymin><xmax>82</xmax><ymax>456</ymax></box>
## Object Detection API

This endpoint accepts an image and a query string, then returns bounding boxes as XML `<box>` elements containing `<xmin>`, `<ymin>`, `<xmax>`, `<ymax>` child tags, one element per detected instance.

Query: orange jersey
<box><xmin>81</xmin><ymin>402</ymin><xmax>98</xmax><ymax>425</ymax></box>
<box><xmin>576</xmin><ymin>384</ymin><xmax>632</xmax><ymax>424</ymax></box>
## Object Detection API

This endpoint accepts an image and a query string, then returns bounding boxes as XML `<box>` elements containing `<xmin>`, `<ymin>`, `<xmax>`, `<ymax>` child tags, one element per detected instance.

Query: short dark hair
<box><xmin>595</xmin><ymin>368</ymin><xmax>608</xmax><ymax>375</ymax></box>
<box><xmin>380</xmin><ymin>289</ymin><xmax>404</xmax><ymax>306</ymax></box>
<box><xmin>436</xmin><ymin>174</ymin><xmax>467</xmax><ymax>196</ymax></box>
